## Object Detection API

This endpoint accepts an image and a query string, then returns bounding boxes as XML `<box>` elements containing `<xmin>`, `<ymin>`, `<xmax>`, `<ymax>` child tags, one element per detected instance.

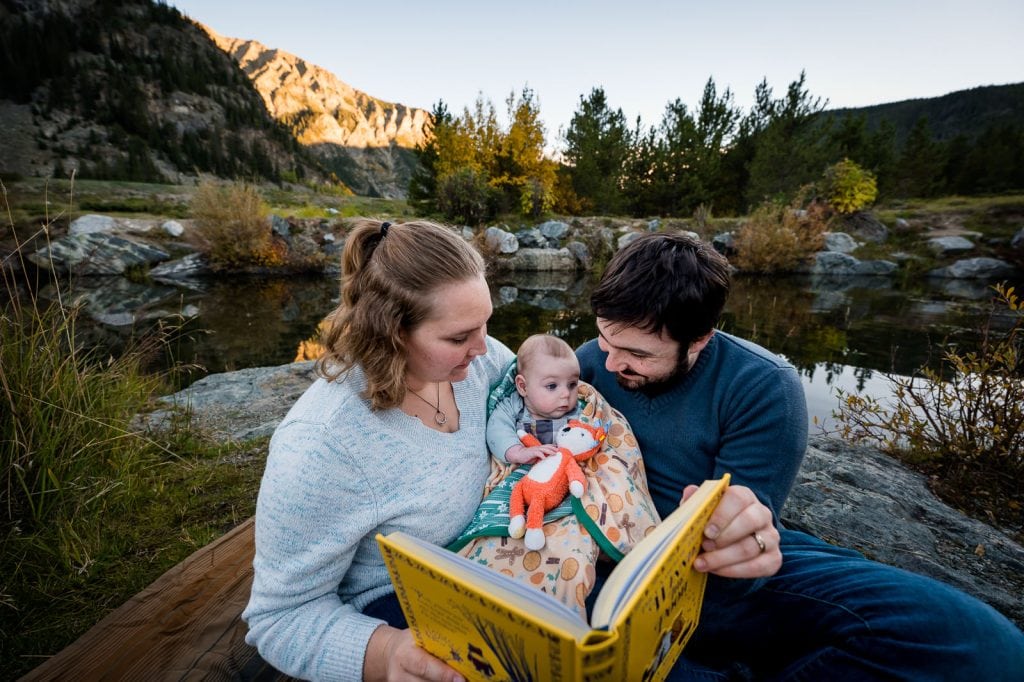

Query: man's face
<box><xmin>595</xmin><ymin>318</ymin><xmax>683</xmax><ymax>391</ymax></box>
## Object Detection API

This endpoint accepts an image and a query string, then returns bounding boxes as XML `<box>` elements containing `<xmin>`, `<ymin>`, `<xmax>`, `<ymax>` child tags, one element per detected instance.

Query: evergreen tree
<box><xmin>563</xmin><ymin>87</ymin><xmax>629</xmax><ymax>214</ymax></box>
<box><xmin>745</xmin><ymin>71</ymin><xmax>829</xmax><ymax>205</ymax></box>
<box><xmin>894</xmin><ymin>117</ymin><xmax>946</xmax><ymax>197</ymax></box>
<box><xmin>621</xmin><ymin>117</ymin><xmax>665</xmax><ymax>217</ymax></box>
<box><xmin>408</xmin><ymin>100</ymin><xmax>451</xmax><ymax>212</ymax></box>
<box><xmin>693</xmin><ymin>77</ymin><xmax>740</xmax><ymax>212</ymax></box>
<box><xmin>657</xmin><ymin>98</ymin><xmax>701</xmax><ymax>215</ymax></box>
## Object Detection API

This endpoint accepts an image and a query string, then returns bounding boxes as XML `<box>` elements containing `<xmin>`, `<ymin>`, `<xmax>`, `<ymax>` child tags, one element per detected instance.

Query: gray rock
<box><xmin>565</xmin><ymin>241</ymin><xmax>591</xmax><ymax>270</ymax></box>
<box><xmin>150</xmin><ymin>361</ymin><xmax>319</xmax><ymax>442</ymax></box>
<box><xmin>150</xmin><ymin>253</ymin><xmax>211</xmax><ymax>280</ymax></box>
<box><xmin>270</xmin><ymin>215</ymin><xmax>291</xmax><ymax>240</ymax></box>
<box><xmin>785</xmin><ymin>436</ymin><xmax>1024</xmax><ymax>627</ymax></box>
<box><xmin>42</xmin><ymin>277</ymin><xmax>183</xmax><ymax>326</ymax></box>
<box><xmin>28</xmin><ymin>233</ymin><xmax>170</xmax><ymax>276</ymax></box>
<box><xmin>854</xmin><ymin>259</ymin><xmax>898</xmax><ymax>275</ymax></box>
<box><xmin>143</xmin><ymin>365</ymin><xmax>1024</xmax><ymax>627</ymax></box>
<box><xmin>1011</xmin><ymin>228</ymin><xmax>1024</xmax><ymax>251</ymax></box>
<box><xmin>162</xmin><ymin>220</ymin><xmax>185</xmax><ymax>238</ymax></box>
<box><xmin>515</xmin><ymin>227</ymin><xmax>548</xmax><ymax>249</ymax></box>
<box><xmin>712</xmin><ymin>231</ymin><xmax>736</xmax><ymax>256</ymax></box>
<box><xmin>894</xmin><ymin>218</ymin><xmax>911</xmax><ymax>230</ymax></box>
<box><xmin>495</xmin><ymin>286</ymin><xmax>518</xmax><ymax>305</ymax></box>
<box><xmin>537</xmin><ymin>220</ymin><xmax>569</xmax><ymax>241</ymax></box>
<box><xmin>823</xmin><ymin>232</ymin><xmax>859</xmax><ymax>254</ymax></box>
<box><xmin>811</xmin><ymin>252</ymin><xmax>897</xmax><ymax>276</ymax></box>
<box><xmin>837</xmin><ymin>212</ymin><xmax>889</xmax><ymax>243</ymax></box>
<box><xmin>461</xmin><ymin>226</ymin><xmax>475</xmax><ymax>241</ymax></box>
<box><xmin>811</xmin><ymin>252</ymin><xmax>859</xmax><ymax>274</ymax></box>
<box><xmin>928</xmin><ymin>257</ymin><xmax>1020</xmax><ymax>280</ymax></box>
<box><xmin>646</xmin><ymin>219</ymin><xmax>661</xmax><ymax>232</ymax></box>
<box><xmin>927</xmin><ymin>236</ymin><xmax>975</xmax><ymax>256</ymax></box>
<box><xmin>69</xmin><ymin>214</ymin><xmax>116</xmax><ymax>235</ymax></box>
<box><xmin>617</xmin><ymin>231</ymin><xmax>643</xmax><ymax>250</ymax></box>
<box><xmin>484</xmin><ymin>226</ymin><xmax>518</xmax><ymax>254</ymax></box>
<box><xmin>497</xmin><ymin>247</ymin><xmax>577</xmax><ymax>271</ymax></box>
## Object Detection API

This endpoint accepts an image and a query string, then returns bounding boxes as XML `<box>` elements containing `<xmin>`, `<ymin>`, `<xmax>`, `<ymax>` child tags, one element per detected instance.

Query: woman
<box><xmin>242</xmin><ymin>219</ymin><xmax>512</xmax><ymax>681</ymax></box>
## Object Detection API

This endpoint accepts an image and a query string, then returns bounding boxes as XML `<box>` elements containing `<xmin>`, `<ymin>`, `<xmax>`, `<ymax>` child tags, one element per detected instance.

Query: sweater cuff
<box><xmin>320</xmin><ymin>612</ymin><xmax>387</xmax><ymax>682</ymax></box>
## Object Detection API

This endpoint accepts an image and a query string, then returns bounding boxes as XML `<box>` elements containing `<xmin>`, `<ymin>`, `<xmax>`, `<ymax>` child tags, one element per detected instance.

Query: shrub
<box><xmin>436</xmin><ymin>167</ymin><xmax>496</xmax><ymax>225</ymax></box>
<box><xmin>190</xmin><ymin>181</ymin><xmax>273</xmax><ymax>267</ymax></box>
<box><xmin>821</xmin><ymin>158</ymin><xmax>877</xmax><ymax>214</ymax></box>
<box><xmin>731</xmin><ymin>190</ymin><xmax>827</xmax><ymax>273</ymax></box>
<box><xmin>833</xmin><ymin>283</ymin><xmax>1023</xmax><ymax>478</ymax></box>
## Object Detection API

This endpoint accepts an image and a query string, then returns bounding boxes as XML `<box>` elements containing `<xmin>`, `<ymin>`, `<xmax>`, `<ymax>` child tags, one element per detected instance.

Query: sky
<box><xmin>169</xmin><ymin>0</ymin><xmax>1023</xmax><ymax>145</ymax></box>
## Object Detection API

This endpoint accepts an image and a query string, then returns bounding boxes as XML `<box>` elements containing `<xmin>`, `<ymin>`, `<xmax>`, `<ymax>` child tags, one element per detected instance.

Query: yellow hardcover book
<box><xmin>376</xmin><ymin>474</ymin><xmax>730</xmax><ymax>682</ymax></box>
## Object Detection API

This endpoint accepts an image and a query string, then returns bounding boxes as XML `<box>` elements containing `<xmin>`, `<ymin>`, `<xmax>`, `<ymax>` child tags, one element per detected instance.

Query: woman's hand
<box><xmin>682</xmin><ymin>484</ymin><xmax>782</xmax><ymax>579</ymax></box>
<box><xmin>365</xmin><ymin>626</ymin><xmax>464</xmax><ymax>682</ymax></box>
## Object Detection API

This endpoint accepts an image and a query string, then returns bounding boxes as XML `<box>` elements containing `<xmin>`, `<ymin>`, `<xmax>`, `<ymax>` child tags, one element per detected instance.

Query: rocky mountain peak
<box><xmin>201</xmin><ymin>24</ymin><xmax>431</xmax><ymax>198</ymax></box>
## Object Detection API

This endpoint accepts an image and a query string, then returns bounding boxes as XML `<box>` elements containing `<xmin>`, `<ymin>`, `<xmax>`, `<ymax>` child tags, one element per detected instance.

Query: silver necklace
<box><xmin>407</xmin><ymin>382</ymin><xmax>448</xmax><ymax>425</ymax></box>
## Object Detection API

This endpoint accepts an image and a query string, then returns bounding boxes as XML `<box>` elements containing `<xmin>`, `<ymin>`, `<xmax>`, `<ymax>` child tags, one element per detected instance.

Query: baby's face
<box><xmin>517</xmin><ymin>354</ymin><xmax>580</xmax><ymax>419</ymax></box>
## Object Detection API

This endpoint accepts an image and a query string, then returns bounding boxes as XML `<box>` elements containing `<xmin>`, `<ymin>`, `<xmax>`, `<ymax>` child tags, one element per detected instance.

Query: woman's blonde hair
<box><xmin>317</xmin><ymin>219</ymin><xmax>486</xmax><ymax>410</ymax></box>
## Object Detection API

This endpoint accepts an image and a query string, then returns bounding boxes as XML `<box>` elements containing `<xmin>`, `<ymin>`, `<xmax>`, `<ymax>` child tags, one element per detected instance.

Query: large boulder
<box><xmin>927</xmin><ymin>257</ymin><xmax>1020</xmax><ymax>280</ymax></box>
<box><xmin>835</xmin><ymin>212</ymin><xmax>889</xmax><ymax>243</ymax></box>
<box><xmin>496</xmin><ymin>247</ymin><xmax>577</xmax><ymax>271</ymax></box>
<box><xmin>927</xmin><ymin>236</ymin><xmax>975</xmax><ymax>256</ymax></box>
<box><xmin>28</xmin><ymin>233</ymin><xmax>170</xmax><ymax>275</ymax></box>
<box><xmin>483</xmin><ymin>226</ymin><xmax>518</xmax><ymax>254</ymax></box>
<box><xmin>69</xmin><ymin>214</ymin><xmax>117</xmax><ymax>235</ymax></box>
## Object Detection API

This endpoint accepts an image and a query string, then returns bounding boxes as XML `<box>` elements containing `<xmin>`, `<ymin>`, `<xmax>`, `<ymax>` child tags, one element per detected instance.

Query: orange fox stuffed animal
<box><xmin>508</xmin><ymin>419</ymin><xmax>607</xmax><ymax>550</ymax></box>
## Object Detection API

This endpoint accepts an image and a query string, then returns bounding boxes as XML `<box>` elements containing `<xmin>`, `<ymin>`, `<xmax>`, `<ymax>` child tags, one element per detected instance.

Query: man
<box><xmin>577</xmin><ymin>232</ymin><xmax>1024</xmax><ymax>680</ymax></box>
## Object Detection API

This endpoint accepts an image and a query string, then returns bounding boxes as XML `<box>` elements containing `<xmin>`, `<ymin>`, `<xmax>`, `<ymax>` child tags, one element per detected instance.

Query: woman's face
<box><xmin>404</xmin><ymin>275</ymin><xmax>492</xmax><ymax>388</ymax></box>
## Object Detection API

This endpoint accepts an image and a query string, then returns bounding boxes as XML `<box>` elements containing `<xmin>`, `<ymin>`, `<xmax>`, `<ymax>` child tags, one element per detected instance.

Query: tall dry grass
<box><xmin>731</xmin><ymin>191</ymin><xmax>827</xmax><ymax>273</ymax></box>
<box><xmin>190</xmin><ymin>181</ymin><xmax>277</xmax><ymax>267</ymax></box>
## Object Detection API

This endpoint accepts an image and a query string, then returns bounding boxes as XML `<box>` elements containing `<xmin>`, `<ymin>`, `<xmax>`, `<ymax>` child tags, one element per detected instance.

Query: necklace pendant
<box><xmin>434</xmin><ymin>411</ymin><xmax>448</xmax><ymax>426</ymax></box>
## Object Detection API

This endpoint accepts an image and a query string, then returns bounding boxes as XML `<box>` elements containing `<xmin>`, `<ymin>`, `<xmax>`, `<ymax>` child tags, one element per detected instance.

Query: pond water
<box><xmin>69</xmin><ymin>268</ymin><xmax>1024</xmax><ymax>433</ymax></box>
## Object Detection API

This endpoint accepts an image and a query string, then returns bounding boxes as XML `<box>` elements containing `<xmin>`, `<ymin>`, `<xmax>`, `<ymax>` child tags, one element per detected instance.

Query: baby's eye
<box><xmin>569</xmin><ymin>381</ymin><xmax>578</xmax><ymax>390</ymax></box>
<box><xmin>449</xmin><ymin>336</ymin><xmax>468</xmax><ymax>344</ymax></box>
<box><xmin>545</xmin><ymin>383</ymin><xmax>557</xmax><ymax>391</ymax></box>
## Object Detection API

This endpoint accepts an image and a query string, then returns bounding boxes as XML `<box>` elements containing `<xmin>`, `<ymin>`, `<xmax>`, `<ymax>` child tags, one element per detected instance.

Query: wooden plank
<box><xmin>20</xmin><ymin>518</ymin><xmax>290</xmax><ymax>681</ymax></box>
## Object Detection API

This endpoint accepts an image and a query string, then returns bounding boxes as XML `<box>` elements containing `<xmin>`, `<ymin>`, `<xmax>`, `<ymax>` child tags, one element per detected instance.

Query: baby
<box><xmin>486</xmin><ymin>334</ymin><xmax>580</xmax><ymax>464</ymax></box>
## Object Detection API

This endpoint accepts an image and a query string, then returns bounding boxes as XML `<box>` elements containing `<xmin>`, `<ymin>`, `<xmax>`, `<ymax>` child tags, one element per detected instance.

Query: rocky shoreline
<box><xmin>148</xmin><ymin>361</ymin><xmax>1024</xmax><ymax>629</ymax></box>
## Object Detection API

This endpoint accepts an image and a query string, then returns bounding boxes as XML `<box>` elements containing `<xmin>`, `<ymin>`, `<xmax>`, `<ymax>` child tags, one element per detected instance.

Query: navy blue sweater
<box><xmin>577</xmin><ymin>331</ymin><xmax>807</xmax><ymax>523</ymax></box>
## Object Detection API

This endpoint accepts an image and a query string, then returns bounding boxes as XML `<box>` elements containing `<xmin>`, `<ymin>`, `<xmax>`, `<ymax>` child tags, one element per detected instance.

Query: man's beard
<box><xmin>615</xmin><ymin>350</ymin><xmax>691</xmax><ymax>395</ymax></box>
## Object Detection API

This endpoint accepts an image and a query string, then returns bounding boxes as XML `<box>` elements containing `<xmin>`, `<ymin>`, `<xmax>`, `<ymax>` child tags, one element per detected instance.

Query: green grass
<box><xmin>0</xmin><ymin>183</ymin><xmax>267</xmax><ymax>678</ymax></box>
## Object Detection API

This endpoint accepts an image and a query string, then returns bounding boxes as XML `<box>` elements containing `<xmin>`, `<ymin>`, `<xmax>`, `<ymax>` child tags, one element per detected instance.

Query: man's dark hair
<box><xmin>591</xmin><ymin>232</ymin><xmax>731</xmax><ymax>348</ymax></box>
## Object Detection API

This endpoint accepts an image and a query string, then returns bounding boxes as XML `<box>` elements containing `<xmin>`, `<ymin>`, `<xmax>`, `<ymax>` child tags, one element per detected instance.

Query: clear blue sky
<box><xmin>169</xmin><ymin>0</ymin><xmax>1023</xmax><ymax>143</ymax></box>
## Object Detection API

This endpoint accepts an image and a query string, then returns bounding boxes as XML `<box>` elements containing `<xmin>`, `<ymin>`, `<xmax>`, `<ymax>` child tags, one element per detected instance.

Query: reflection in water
<box><xmin>65</xmin><ymin>269</ymin><xmax>1023</xmax><ymax>431</ymax></box>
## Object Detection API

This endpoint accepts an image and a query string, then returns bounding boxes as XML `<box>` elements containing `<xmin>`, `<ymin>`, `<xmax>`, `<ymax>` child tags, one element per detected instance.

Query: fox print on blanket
<box><xmin>508</xmin><ymin>419</ymin><xmax>607</xmax><ymax>550</ymax></box>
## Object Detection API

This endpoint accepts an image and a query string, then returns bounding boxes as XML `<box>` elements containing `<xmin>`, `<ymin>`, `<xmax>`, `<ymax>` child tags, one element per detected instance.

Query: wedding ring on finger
<box><xmin>752</xmin><ymin>531</ymin><xmax>767</xmax><ymax>554</ymax></box>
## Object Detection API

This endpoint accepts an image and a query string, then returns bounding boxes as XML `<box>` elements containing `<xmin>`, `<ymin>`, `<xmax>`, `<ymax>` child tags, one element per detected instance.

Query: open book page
<box><xmin>591</xmin><ymin>474</ymin><xmax>731</xmax><ymax>628</ymax></box>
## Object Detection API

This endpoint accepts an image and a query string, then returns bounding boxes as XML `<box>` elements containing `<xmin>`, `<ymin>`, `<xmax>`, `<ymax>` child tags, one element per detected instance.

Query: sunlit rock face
<box><xmin>203</xmin><ymin>25</ymin><xmax>430</xmax><ymax>199</ymax></box>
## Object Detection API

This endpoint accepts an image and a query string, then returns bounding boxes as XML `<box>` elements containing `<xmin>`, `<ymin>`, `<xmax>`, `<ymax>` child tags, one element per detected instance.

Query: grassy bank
<box><xmin>0</xmin><ymin>183</ymin><xmax>268</xmax><ymax>677</ymax></box>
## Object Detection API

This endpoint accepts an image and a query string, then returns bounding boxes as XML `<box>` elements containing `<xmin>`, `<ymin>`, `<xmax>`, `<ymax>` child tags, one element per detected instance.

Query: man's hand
<box><xmin>682</xmin><ymin>484</ymin><xmax>781</xmax><ymax>578</ymax></box>
<box><xmin>365</xmin><ymin>626</ymin><xmax>465</xmax><ymax>682</ymax></box>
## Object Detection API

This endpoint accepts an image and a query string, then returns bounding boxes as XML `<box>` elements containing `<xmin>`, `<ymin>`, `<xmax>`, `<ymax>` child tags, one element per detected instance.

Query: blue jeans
<box><xmin>662</xmin><ymin>529</ymin><xmax>1024</xmax><ymax>681</ymax></box>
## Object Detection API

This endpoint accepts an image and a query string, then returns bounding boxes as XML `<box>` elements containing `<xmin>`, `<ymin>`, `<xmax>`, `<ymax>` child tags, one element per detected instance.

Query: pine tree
<box><xmin>563</xmin><ymin>87</ymin><xmax>629</xmax><ymax>214</ymax></box>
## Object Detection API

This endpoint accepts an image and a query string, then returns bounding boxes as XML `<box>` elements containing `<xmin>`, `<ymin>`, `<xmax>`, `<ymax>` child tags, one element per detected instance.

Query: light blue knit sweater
<box><xmin>242</xmin><ymin>337</ymin><xmax>514</xmax><ymax>681</ymax></box>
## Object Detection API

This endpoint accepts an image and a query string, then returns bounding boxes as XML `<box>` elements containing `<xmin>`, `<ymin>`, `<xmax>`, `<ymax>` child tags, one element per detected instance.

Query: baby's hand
<box><xmin>505</xmin><ymin>444</ymin><xmax>559</xmax><ymax>464</ymax></box>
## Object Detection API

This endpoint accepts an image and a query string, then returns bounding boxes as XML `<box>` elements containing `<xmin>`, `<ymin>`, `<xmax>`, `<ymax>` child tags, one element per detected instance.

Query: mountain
<box><xmin>202</xmin><ymin>26</ymin><xmax>430</xmax><ymax>199</ymax></box>
<box><xmin>822</xmin><ymin>82</ymin><xmax>1024</xmax><ymax>143</ymax></box>
<box><xmin>0</xmin><ymin>0</ymin><xmax>326</xmax><ymax>185</ymax></box>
